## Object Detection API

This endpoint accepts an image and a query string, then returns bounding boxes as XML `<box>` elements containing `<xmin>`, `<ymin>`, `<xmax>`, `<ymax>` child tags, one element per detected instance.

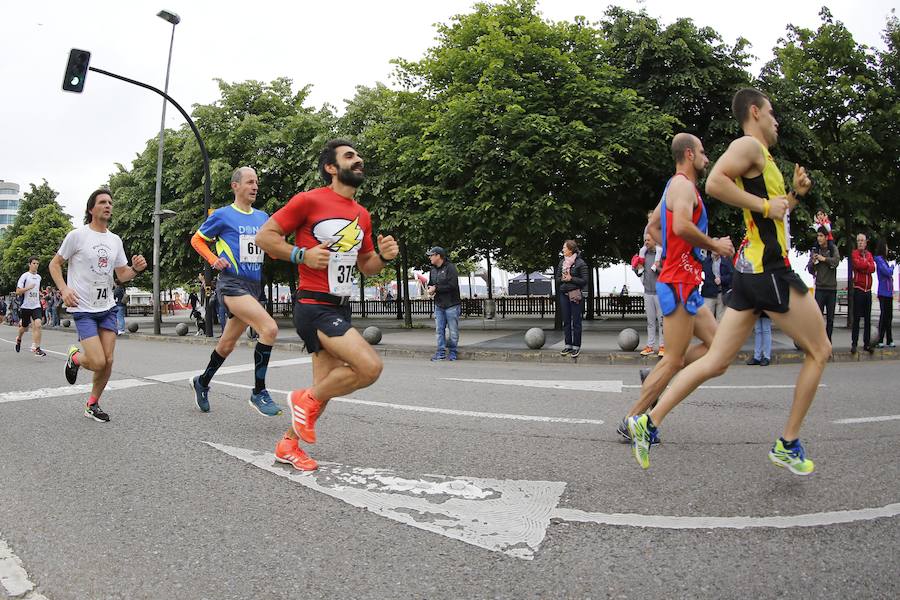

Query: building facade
<box><xmin>0</xmin><ymin>181</ymin><xmax>22</xmax><ymax>231</ymax></box>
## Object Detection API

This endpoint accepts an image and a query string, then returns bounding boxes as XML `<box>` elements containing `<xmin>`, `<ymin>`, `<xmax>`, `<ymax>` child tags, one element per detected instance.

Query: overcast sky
<box><xmin>2</xmin><ymin>0</ymin><xmax>896</xmax><ymax>227</ymax></box>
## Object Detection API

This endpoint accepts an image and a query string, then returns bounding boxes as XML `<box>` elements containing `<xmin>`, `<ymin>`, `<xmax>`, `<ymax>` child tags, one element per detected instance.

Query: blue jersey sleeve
<box><xmin>198</xmin><ymin>209</ymin><xmax>225</xmax><ymax>241</ymax></box>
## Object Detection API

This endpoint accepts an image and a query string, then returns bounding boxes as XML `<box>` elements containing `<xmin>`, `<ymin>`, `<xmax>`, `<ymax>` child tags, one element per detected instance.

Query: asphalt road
<box><xmin>0</xmin><ymin>328</ymin><xmax>897</xmax><ymax>599</ymax></box>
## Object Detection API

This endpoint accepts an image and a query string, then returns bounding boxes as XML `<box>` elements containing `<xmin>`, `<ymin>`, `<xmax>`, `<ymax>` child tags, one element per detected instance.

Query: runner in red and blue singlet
<box><xmin>620</xmin><ymin>133</ymin><xmax>734</xmax><ymax>449</ymax></box>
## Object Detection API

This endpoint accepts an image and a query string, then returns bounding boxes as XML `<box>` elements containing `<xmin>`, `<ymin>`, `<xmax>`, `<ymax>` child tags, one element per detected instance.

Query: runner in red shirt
<box><xmin>256</xmin><ymin>139</ymin><xmax>399</xmax><ymax>470</ymax></box>
<box><xmin>621</xmin><ymin>133</ymin><xmax>734</xmax><ymax>447</ymax></box>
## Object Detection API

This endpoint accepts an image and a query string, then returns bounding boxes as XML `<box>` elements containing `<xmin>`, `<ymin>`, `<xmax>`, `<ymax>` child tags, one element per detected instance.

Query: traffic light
<box><xmin>62</xmin><ymin>49</ymin><xmax>91</xmax><ymax>93</ymax></box>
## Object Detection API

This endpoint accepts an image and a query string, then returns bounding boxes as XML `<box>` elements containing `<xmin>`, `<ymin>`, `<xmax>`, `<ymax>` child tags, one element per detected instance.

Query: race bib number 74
<box><xmin>328</xmin><ymin>252</ymin><xmax>357</xmax><ymax>296</ymax></box>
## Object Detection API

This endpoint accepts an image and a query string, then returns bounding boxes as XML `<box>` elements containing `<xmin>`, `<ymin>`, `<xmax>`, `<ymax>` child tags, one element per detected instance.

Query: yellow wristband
<box><xmin>762</xmin><ymin>199</ymin><xmax>770</xmax><ymax>218</ymax></box>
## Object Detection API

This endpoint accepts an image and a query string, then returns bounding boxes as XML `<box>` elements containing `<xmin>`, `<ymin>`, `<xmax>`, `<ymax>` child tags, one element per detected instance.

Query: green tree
<box><xmin>598</xmin><ymin>7</ymin><xmax>753</xmax><ymax>240</ymax></box>
<box><xmin>870</xmin><ymin>12</ymin><xmax>900</xmax><ymax>246</ymax></box>
<box><xmin>391</xmin><ymin>0</ymin><xmax>674</xmax><ymax>276</ymax></box>
<box><xmin>109</xmin><ymin>78</ymin><xmax>336</xmax><ymax>289</ymax></box>
<box><xmin>761</xmin><ymin>7</ymin><xmax>884</xmax><ymax>256</ymax></box>
<box><xmin>0</xmin><ymin>181</ymin><xmax>72</xmax><ymax>290</ymax></box>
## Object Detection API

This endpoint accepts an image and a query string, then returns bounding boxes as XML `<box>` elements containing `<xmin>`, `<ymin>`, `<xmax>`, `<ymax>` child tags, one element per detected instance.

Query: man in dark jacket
<box><xmin>427</xmin><ymin>246</ymin><xmax>462</xmax><ymax>361</ymax></box>
<box><xmin>807</xmin><ymin>226</ymin><xmax>840</xmax><ymax>342</ymax></box>
<box><xmin>700</xmin><ymin>250</ymin><xmax>733</xmax><ymax>321</ymax></box>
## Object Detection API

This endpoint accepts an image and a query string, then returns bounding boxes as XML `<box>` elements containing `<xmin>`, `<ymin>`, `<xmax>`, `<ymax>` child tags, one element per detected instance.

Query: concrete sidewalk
<box><xmin>35</xmin><ymin>309</ymin><xmax>898</xmax><ymax>365</ymax></box>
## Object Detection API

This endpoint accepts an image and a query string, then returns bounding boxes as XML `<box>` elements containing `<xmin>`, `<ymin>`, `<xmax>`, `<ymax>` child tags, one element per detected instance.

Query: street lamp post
<box><xmin>152</xmin><ymin>9</ymin><xmax>180</xmax><ymax>335</ymax></box>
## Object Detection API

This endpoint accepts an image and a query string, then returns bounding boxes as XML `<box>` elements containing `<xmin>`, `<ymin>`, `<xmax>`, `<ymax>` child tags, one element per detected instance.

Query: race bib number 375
<box><xmin>328</xmin><ymin>252</ymin><xmax>357</xmax><ymax>296</ymax></box>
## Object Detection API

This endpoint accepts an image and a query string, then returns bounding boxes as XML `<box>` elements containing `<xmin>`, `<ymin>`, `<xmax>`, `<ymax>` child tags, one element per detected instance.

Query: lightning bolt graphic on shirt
<box><xmin>329</xmin><ymin>217</ymin><xmax>363</xmax><ymax>252</ymax></box>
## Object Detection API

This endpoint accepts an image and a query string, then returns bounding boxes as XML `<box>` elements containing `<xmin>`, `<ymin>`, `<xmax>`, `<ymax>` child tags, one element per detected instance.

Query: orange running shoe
<box><xmin>274</xmin><ymin>437</ymin><xmax>318</xmax><ymax>471</ymax></box>
<box><xmin>657</xmin><ymin>345</ymin><xmax>665</xmax><ymax>357</ymax></box>
<box><xmin>639</xmin><ymin>345</ymin><xmax>654</xmax><ymax>356</ymax></box>
<box><xmin>288</xmin><ymin>389</ymin><xmax>322</xmax><ymax>444</ymax></box>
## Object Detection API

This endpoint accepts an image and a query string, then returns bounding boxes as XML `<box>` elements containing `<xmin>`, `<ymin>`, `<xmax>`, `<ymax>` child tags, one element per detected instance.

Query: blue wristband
<box><xmin>290</xmin><ymin>246</ymin><xmax>305</xmax><ymax>265</ymax></box>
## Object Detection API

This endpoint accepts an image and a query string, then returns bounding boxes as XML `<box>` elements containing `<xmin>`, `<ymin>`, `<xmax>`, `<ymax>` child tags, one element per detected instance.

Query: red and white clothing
<box><xmin>271</xmin><ymin>187</ymin><xmax>375</xmax><ymax>304</ymax></box>
<box><xmin>657</xmin><ymin>174</ymin><xmax>707</xmax><ymax>287</ymax></box>
<box><xmin>851</xmin><ymin>249</ymin><xmax>875</xmax><ymax>292</ymax></box>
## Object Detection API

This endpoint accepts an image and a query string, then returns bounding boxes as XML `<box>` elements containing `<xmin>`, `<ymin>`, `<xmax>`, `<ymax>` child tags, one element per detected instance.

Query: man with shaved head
<box><xmin>617</xmin><ymin>133</ymin><xmax>734</xmax><ymax>443</ymax></box>
<box><xmin>628</xmin><ymin>88</ymin><xmax>826</xmax><ymax>476</ymax></box>
<box><xmin>188</xmin><ymin>166</ymin><xmax>282</xmax><ymax>417</ymax></box>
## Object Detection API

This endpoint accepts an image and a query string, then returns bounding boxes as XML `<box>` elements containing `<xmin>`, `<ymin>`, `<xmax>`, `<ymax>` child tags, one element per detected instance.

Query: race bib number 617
<box><xmin>240</xmin><ymin>234</ymin><xmax>264</xmax><ymax>264</ymax></box>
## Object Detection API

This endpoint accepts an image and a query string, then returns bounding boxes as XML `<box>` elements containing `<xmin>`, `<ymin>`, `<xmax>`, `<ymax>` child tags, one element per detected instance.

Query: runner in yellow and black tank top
<box><xmin>726</xmin><ymin>139</ymin><xmax>808</xmax><ymax>314</ymax></box>
<box><xmin>733</xmin><ymin>139</ymin><xmax>791</xmax><ymax>274</ymax></box>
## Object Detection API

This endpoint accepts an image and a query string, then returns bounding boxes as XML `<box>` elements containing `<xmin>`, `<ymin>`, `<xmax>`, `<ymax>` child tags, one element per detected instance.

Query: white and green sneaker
<box><xmin>768</xmin><ymin>438</ymin><xmax>814</xmax><ymax>475</ymax></box>
<box><xmin>627</xmin><ymin>414</ymin><xmax>655</xmax><ymax>470</ymax></box>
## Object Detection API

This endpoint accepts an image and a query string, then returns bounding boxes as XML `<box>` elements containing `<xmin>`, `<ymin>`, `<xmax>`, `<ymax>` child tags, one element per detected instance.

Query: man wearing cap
<box><xmin>427</xmin><ymin>246</ymin><xmax>461</xmax><ymax>361</ymax></box>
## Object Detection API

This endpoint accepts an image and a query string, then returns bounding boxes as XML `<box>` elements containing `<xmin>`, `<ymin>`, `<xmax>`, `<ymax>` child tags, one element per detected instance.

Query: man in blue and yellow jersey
<box><xmin>188</xmin><ymin>166</ymin><xmax>282</xmax><ymax>417</ymax></box>
<box><xmin>628</xmin><ymin>88</ymin><xmax>830</xmax><ymax>476</ymax></box>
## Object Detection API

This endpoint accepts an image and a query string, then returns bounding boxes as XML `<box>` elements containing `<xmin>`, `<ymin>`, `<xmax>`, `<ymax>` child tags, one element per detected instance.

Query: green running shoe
<box><xmin>627</xmin><ymin>414</ymin><xmax>654</xmax><ymax>470</ymax></box>
<box><xmin>65</xmin><ymin>346</ymin><xmax>80</xmax><ymax>385</ymax></box>
<box><xmin>768</xmin><ymin>438</ymin><xmax>814</xmax><ymax>475</ymax></box>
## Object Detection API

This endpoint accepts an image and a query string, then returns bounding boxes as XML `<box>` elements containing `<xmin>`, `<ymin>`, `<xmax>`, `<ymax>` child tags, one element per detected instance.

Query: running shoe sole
<box><xmin>65</xmin><ymin>346</ymin><xmax>80</xmax><ymax>385</ymax></box>
<box><xmin>190</xmin><ymin>376</ymin><xmax>210</xmax><ymax>413</ymax></box>
<box><xmin>248</xmin><ymin>394</ymin><xmax>282</xmax><ymax>417</ymax></box>
<box><xmin>767</xmin><ymin>451</ymin><xmax>814</xmax><ymax>476</ymax></box>
<box><xmin>288</xmin><ymin>390</ymin><xmax>318</xmax><ymax>444</ymax></box>
<box><xmin>83</xmin><ymin>408</ymin><xmax>110</xmax><ymax>423</ymax></box>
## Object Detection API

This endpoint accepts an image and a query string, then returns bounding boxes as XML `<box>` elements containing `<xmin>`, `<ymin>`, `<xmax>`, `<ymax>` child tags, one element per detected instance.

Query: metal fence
<box><xmin>270</xmin><ymin>295</ymin><xmax>645</xmax><ymax>319</ymax></box>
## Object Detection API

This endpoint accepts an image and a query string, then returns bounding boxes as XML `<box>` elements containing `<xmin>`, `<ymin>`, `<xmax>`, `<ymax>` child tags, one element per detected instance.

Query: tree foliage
<box><xmin>0</xmin><ymin>181</ymin><xmax>72</xmax><ymax>291</ymax></box>
<box><xmin>109</xmin><ymin>79</ymin><xmax>336</xmax><ymax>288</ymax></box>
<box><xmin>91</xmin><ymin>0</ymin><xmax>897</xmax><ymax>301</ymax></box>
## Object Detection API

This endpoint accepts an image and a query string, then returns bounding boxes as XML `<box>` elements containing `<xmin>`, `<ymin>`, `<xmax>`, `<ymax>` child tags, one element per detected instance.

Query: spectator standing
<box><xmin>633</xmin><ymin>234</ymin><xmax>663</xmax><ymax>356</ymax></box>
<box><xmin>114</xmin><ymin>284</ymin><xmax>127</xmax><ymax>334</ymax></box>
<box><xmin>807</xmin><ymin>226</ymin><xmax>841</xmax><ymax>342</ymax></box>
<box><xmin>747</xmin><ymin>313</ymin><xmax>772</xmax><ymax>366</ymax></box>
<box><xmin>701</xmin><ymin>249</ymin><xmax>733</xmax><ymax>321</ymax></box>
<box><xmin>0</xmin><ymin>296</ymin><xmax>6</xmax><ymax>322</ymax></box>
<box><xmin>427</xmin><ymin>246</ymin><xmax>462</xmax><ymax>361</ymax></box>
<box><xmin>557</xmin><ymin>240</ymin><xmax>589</xmax><ymax>358</ymax></box>
<box><xmin>850</xmin><ymin>232</ymin><xmax>876</xmax><ymax>354</ymax></box>
<box><xmin>874</xmin><ymin>239</ymin><xmax>895</xmax><ymax>348</ymax></box>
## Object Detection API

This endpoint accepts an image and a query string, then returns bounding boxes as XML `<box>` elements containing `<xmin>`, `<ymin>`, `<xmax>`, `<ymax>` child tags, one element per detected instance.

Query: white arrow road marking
<box><xmin>213</xmin><ymin>381</ymin><xmax>605</xmax><ymax>425</ymax></box>
<box><xmin>204</xmin><ymin>442</ymin><xmax>565</xmax><ymax>560</ymax></box>
<box><xmin>833</xmin><ymin>414</ymin><xmax>900</xmax><ymax>424</ymax></box>
<box><xmin>0</xmin><ymin>536</ymin><xmax>49</xmax><ymax>599</ymax></box>
<box><xmin>207</xmin><ymin>443</ymin><xmax>900</xmax><ymax>560</ymax></box>
<box><xmin>0</xmin><ymin>357</ymin><xmax>311</xmax><ymax>403</ymax></box>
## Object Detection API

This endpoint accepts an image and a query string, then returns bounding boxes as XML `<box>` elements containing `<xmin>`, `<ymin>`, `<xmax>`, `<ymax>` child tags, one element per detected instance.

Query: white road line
<box><xmin>445</xmin><ymin>377</ymin><xmax>825</xmax><ymax>393</ymax></box>
<box><xmin>0</xmin><ymin>535</ymin><xmax>49</xmax><ymax>599</ymax></box>
<box><xmin>0</xmin><ymin>356</ymin><xmax>312</xmax><ymax>404</ymax></box>
<box><xmin>444</xmin><ymin>378</ymin><xmax>623</xmax><ymax>392</ymax></box>
<box><xmin>833</xmin><ymin>414</ymin><xmax>900</xmax><ymax>424</ymax></box>
<box><xmin>623</xmin><ymin>384</ymin><xmax>826</xmax><ymax>390</ymax></box>
<box><xmin>0</xmin><ymin>379</ymin><xmax>149</xmax><ymax>404</ymax></box>
<box><xmin>551</xmin><ymin>503</ymin><xmax>900</xmax><ymax>530</ymax></box>
<box><xmin>0</xmin><ymin>337</ymin><xmax>67</xmax><ymax>357</ymax></box>
<box><xmin>213</xmin><ymin>380</ymin><xmax>605</xmax><ymax>425</ymax></box>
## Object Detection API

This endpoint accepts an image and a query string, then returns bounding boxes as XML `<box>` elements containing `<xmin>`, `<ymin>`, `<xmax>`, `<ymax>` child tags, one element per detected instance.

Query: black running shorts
<box><xmin>293</xmin><ymin>301</ymin><xmax>353</xmax><ymax>354</ymax></box>
<box><xmin>20</xmin><ymin>307</ymin><xmax>43</xmax><ymax>327</ymax></box>
<box><xmin>216</xmin><ymin>273</ymin><xmax>264</xmax><ymax>319</ymax></box>
<box><xmin>726</xmin><ymin>269</ymin><xmax>808</xmax><ymax>314</ymax></box>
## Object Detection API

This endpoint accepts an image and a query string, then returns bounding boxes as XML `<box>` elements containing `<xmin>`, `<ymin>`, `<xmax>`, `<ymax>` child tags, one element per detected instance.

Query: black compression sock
<box><xmin>199</xmin><ymin>350</ymin><xmax>226</xmax><ymax>387</ymax></box>
<box><xmin>253</xmin><ymin>342</ymin><xmax>273</xmax><ymax>394</ymax></box>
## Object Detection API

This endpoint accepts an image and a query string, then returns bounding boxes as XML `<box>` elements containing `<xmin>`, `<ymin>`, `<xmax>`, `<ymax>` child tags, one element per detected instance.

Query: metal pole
<box><xmin>153</xmin><ymin>20</ymin><xmax>177</xmax><ymax>335</ymax></box>
<box><xmin>89</xmin><ymin>64</ymin><xmax>213</xmax><ymax>336</ymax></box>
